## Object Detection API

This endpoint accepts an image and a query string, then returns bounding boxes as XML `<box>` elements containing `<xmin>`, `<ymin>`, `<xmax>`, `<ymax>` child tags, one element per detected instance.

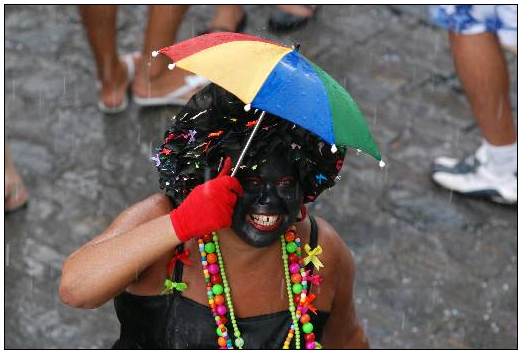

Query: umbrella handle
<box><xmin>230</xmin><ymin>110</ymin><xmax>266</xmax><ymax>177</ymax></box>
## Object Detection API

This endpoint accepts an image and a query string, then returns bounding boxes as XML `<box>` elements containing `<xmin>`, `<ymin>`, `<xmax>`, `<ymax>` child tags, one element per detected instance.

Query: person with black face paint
<box><xmin>60</xmin><ymin>84</ymin><xmax>369</xmax><ymax>349</ymax></box>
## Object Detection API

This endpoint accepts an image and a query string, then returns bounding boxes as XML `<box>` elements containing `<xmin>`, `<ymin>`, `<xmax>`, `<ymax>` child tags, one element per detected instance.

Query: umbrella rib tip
<box><xmin>244</xmin><ymin>103</ymin><xmax>251</xmax><ymax>112</ymax></box>
<box><xmin>379</xmin><ymin>160</ymin><xmax>386</xmax><ymax>168</ymax></box>
<box><xmin>151</xmin><ymin>50</ymin><xmax>159</xmax><ymax>57</ymax></box>
<box><xmin>168</xmin><ymin>63</ymin><xmax>176</xmax><ymax>70</ymax></box>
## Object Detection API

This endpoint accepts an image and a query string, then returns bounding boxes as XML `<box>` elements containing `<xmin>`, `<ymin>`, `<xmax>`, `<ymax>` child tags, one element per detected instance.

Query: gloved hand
<box><xmin>170</xmin><ymin>157</ymin><xmax>243</xmax><ymax>242</ymax></box>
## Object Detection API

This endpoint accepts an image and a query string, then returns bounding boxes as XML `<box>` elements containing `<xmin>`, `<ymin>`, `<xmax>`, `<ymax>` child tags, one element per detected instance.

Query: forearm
<box><xmin>60</xmin><ymin>214</ymin><xmax>179</xmax><ymax>308</ymax></box>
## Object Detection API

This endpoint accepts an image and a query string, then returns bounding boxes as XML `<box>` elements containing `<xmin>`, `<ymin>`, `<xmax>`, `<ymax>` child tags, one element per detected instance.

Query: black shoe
<box><xmin>268</xmin><ymin>5</ymin><xmax>317</xmax><ymax>33</ymax></box>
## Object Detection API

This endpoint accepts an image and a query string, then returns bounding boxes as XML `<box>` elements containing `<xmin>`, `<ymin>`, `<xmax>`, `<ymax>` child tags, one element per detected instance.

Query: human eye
<box><xmin>277</xmin><ymin>176</ymin><xmax>295</xmax><ymax>188</ymax></box>
<box><xmin>244</xmin><ymin>177</ymin><xmax>262</xmax><ymax>190</ymax></box>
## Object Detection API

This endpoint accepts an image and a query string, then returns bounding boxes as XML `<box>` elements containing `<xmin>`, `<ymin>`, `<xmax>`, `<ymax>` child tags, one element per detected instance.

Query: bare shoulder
<box><xmin>314</xmin><ymin>216</ymin><xmax>354</xmax><ymax>267</ymax></box>
<box><xmin>313</xmin><ymin>216</ymin><xmax>355</xmax><ymax>289</ymax></box>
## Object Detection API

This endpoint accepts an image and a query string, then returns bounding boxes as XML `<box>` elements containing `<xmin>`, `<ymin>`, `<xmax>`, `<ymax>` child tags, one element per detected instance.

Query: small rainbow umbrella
<box><xmin>153</xmin><ymin>33</ymin><xmax>384</xmax><ymax>173</ymax></box>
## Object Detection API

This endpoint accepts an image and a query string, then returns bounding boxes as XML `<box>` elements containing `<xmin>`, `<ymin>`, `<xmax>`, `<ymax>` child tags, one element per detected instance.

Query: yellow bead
<box><xmin>288</xmin><ymin>333</ymin><xmax>294</xmax><ymax>338</ymax></box>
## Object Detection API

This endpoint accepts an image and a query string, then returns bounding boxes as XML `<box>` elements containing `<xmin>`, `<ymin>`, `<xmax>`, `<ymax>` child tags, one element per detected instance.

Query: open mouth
<box><xmin>247</xmin><ymin>213</ymin><xmax>284</xmax><ymax>231</ymax></box>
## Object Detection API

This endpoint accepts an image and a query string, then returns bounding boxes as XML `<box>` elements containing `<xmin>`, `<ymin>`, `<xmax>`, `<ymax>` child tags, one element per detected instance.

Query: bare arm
<box><xmin>321</xmin><ymin>238</ymin><xmax>370</xmax><ymax>349</ymax></box>
<box><xmin>59</xmin><ymin>193</ymin><xmax>180</xmax><ymax>309</ymax></box>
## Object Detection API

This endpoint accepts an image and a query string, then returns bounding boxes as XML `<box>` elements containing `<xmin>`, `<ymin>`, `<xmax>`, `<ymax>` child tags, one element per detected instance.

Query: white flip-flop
<box><xmin>133</xmin><ymin>74</ymin><xmax>210</xmax><ymax>107</ymax></box>
<box><xmin>97</xmin><ymin>52</ymin><xmax>138</xmax><ymax>114</ymax></box>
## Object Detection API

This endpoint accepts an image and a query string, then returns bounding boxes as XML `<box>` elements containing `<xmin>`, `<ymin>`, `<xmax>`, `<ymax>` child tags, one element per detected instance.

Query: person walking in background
<box><xmin>429</xmin><ymin>5</ymin><xmax>517</xmax><ymax>204</ymax></box>
<box><xmin>79</xmin><ymin>5</ymin><xmax>209</xmax><ymax>113</ymax></box>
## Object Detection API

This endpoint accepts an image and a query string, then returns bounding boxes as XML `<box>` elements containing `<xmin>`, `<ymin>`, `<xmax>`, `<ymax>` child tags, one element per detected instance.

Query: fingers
<box><xmin>229</xmin><ymin>178</ymin><xmax>244</xmax><ymax>196</ymax></box>
<box><xmin>217</xmin><ymin>157</ymin><xmax>233</xmax><ymax>178</ymax></box>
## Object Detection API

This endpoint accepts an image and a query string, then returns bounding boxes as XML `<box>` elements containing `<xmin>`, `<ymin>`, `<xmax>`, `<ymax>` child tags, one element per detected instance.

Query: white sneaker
<box><xmin>432</xmin><ymin>146</ymin><xmax>517</xmax><ymax>204</ymax></box>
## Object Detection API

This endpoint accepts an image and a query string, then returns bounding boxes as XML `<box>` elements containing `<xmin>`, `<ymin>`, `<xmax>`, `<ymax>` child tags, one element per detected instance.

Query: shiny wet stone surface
<box><xmin>5</xmin><ymin>5</ymin><xmax>517</xmax><ymax>349</ymax></box>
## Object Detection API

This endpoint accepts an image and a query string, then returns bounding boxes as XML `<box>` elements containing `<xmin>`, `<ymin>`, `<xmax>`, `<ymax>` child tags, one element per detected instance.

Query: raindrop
<box><xmin>451</xmin><ymin>309</ymin><xmax>459</xmax><ymax>316</ymax></box>
<box><xmin>502</xmin><ymin>284</ymin><xmax>509</xmax><ymax>291</ymax></box>
<box><xmin>411</xmin><ymin>327</ymin><xmax>418</xmax><ymax>333</ymax></box>
<box><xmin>483</xmin><ymin>314</ymin><xmax>490</xmax><ymax>321</ymax></box>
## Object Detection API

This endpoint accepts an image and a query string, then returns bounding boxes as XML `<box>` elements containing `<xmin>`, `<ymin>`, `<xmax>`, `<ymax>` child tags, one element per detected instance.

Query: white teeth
<box><xmin>250</xmin><ymin>214</ymin><xmax>280</xmax><ymax>226</ymax></box>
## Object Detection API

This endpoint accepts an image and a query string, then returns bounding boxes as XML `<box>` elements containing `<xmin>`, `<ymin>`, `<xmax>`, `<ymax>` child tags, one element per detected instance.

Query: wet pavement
<box><xmin>5</xmin><ymin>5</ymin><xmax>517</xmax><ymax>349</ymax></box>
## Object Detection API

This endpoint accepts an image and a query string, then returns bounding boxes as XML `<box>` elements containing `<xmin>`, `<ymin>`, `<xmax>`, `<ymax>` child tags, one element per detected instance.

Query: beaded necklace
<box><xmin>196</xmin><ymin>226</ymin><xmax>323</xmax><ymax>349</ymax></box>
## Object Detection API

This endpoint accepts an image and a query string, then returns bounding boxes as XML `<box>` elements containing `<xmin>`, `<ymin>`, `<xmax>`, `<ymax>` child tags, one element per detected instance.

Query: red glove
<box><xmin>170</xmin><ymin>157</ymin><xmax>243</xmax><ymax>242</ymax></box>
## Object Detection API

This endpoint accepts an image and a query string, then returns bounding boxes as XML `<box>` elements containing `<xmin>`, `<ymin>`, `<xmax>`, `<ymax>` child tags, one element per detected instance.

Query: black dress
<box><xmin>112</xmin><ymin>216</ymin><xmax>330</xmax><ymax>349</ymax></box>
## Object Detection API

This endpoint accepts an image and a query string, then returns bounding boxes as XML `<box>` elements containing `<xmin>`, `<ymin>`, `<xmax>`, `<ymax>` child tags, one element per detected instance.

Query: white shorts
<box><xmin>429</xmin><ymin>5</ymin><xmax>518</xmax><ymax>47</ymax></box>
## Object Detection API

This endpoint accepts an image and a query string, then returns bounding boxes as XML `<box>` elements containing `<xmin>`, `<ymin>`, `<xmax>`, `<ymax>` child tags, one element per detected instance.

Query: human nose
<box><xmin>257</xmin><ymin>183</ymin><xmax>279</xmax><ymax>205</ymax></box>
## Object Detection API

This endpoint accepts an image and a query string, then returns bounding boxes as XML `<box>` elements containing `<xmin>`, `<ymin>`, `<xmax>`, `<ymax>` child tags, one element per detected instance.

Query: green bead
<box><xmin>205</xmin><ymin>242</ymin><xmax>216</xmax><ymax>253</ymax></box>
<box><xmin>217</xmin><ymin>327</ymin><xmax>222</xmax><ymax>336</ymax></box>
<box><xmin>212</xmin><ymin>284</ymin><xmax>224</xmax><ymax>295</ymax></box>
<box><xmin>286</xmin><ymin>242</ymin><xmax>297</xmax><ymax>253</ymax></box>
<box><xmin>292</xmin><ymin>283</ymin><xmax>303</xmax><ymax>294</ymax></box>
<box><xmin>289</xmin><ymin>305</ymin><xmax>296</xmax><ymax>312</ymax></box>
<box><xmin>234</xmin><ymin>331</ymin><xmax>241</xmax><ymax>338</ymax></box>
<box><xmin>234</xmin><ymin>337</ymin><xmax>245</xmax><ymax>348</ymax></box>
<box><xmin>302</xmin><ymin>322</ymin><xmax>314</xmax><ymax>334</ymax></box>
<box><xmin>224</xmin><ymin>286</ymin><xmax>230</xmax><ymax>294</ymax></box>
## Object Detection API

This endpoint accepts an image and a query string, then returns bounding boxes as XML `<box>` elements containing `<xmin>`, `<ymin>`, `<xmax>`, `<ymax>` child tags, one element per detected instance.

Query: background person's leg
<box><xmin>449</xmin><ymin>31</ymin><xmax>516</xmax><ymax>146</ymax></box>
<box><xmin>79</xmin><ymin>5</ymin><xmax>131</xmax><ymax>109</ymax></box>
<box><xmin>432</xmin><ymin>31</ymin><xmax>517</xmax><ymax>204</ymax></box>
<box><xmin>132</xmin><ymin>5</ymin><xmax>205</xmax><ymax>104</ymax></box>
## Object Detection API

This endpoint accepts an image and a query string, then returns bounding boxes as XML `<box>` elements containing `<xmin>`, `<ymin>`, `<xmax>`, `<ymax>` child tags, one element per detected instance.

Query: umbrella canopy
<box><xmin>155</xmin><ymin>32</ymin><xmax>382</xmax><ymax>163</ymax></box>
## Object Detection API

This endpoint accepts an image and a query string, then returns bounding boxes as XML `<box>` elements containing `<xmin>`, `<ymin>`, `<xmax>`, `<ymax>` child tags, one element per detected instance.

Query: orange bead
<box><xmin>207</xmin><ymin>253</ymin><xmax>218</xmax><ymax>264</ymax></box>
<box><xmin>218</xmin><ymin>337</ymin><xmax>227</xmax><ymax>347</ymax></box>
<box><xmin>300</xmin><ymin>314</ymin><xmax>311</xmax><ymax>324</ymax></box>
<box><xmin>214</xmin><ymin>294</ymin><xmax>225</xmax><ymax>305</ymax></box>
<box><xmin>284</xmin><ymin>230</ymin><xmax>296</xmax><ymax>242</ymax></box>
<box><xmin>291</xmin><ymin>273</ymin><xmax>302</xmax><ymax>284</ymax></box>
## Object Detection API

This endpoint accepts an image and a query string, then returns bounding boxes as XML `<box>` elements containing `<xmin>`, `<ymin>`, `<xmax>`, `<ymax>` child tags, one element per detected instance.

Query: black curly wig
<box><xmin>154</xmin><ymin>84</ymin><xmax>346</xmax><ymax>207</ymax></box>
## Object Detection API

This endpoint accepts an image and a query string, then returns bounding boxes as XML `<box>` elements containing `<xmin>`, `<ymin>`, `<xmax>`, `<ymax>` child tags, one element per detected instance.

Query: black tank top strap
<box><xmin>308</xmin><ymin>214</ymin><xmax>318</xmax><ymax>249</ymax></box>
<box><xmin>172</xmin><ymin>244</ymin><xmax>185</xmax><ymax>284</ymax></box>
<box><xmin>306</xmin><ymin>215</ymin><xmax>319</xmax><ymax>294</ymax></box>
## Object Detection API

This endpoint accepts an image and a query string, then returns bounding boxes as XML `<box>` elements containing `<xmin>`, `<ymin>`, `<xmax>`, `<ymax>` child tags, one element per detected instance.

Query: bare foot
<box><xmin>5</xmin><ymin>169</ymin><xmax>28</xmax><ymax>212</ymax></box>
<box><xmin>99</xmin><ymin>54</ymin><xmax>140</xmax><ymax>109</ymax></box>
<box><xmin>132</xmin><ymin>57</ymin><xmax>204</xmax><ymax>102</ymax></box>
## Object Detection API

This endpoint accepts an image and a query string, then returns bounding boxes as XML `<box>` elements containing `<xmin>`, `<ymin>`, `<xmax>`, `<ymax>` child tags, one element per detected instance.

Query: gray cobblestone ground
<box><xmin>5</xmin><ymin>5</ymin><xmax>517</xmax><ymax>349</ymax></box>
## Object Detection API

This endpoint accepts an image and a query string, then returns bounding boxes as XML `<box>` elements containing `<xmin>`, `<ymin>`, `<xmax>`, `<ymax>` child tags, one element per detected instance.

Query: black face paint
<box><xmin>232</xmin><ymin>155</ymin><xmax>304</xmax><ymax>248</ymax></box>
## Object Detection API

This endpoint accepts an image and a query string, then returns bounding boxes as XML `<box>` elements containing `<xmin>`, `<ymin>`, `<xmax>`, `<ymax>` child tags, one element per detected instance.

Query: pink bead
<box><xmin>208</xmin><ymin>263</ymin><xmax>220</xmax><ymax>275</ymax></box>
<box><xmin>216</xmin><ymin>304</ymin><xmax>227</xmax><ymax>315</ymax></box>
<box><xmin>306</xmin><ymin>342</ymin><xmax>316</xmax><ymax>349</ymax></box>
<box><xmin>289</xmin><ymin>263</ymin><xmax>300</xmax><ymax>274</ymax></box>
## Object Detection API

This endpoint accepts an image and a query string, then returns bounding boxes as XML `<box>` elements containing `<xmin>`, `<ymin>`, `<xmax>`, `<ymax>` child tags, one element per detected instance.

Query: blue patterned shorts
<box><xmin>429</xmin><ymin>5</ymin><xmax>517</xmax><ymax>47</ymax></box>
